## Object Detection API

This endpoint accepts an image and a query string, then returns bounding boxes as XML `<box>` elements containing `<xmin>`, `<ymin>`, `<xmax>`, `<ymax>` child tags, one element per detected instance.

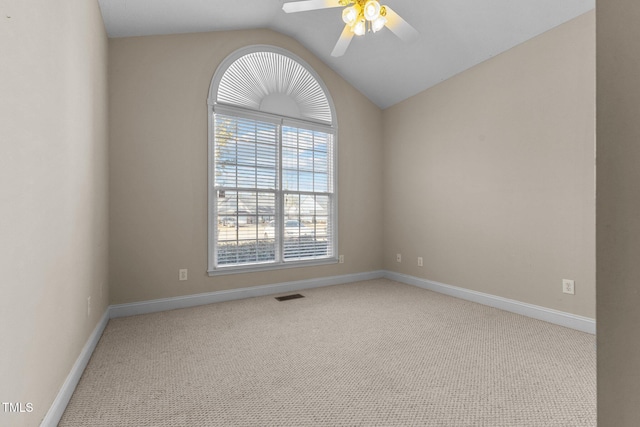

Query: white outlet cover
<box><xmin>562</xmin><ymin>279</ymin><xmax>575</xmax><ymax>295</ymax></box>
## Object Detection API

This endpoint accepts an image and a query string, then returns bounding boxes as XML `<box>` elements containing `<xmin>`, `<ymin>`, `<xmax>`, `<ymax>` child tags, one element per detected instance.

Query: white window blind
<box><xmin>281</xmin><ymin>124</ymin><xmax>335</xmax><ymax>262</ymax></box>
<box><xmin>212</xmin><ymin>113</ymin><xmax>335</xmax><ymax>270</ymax></box>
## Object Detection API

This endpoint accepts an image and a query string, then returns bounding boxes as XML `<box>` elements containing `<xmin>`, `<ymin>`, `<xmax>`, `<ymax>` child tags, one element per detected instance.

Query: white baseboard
<box><xmin>109</xmin><ymin>270</ymin><xmax>595</xmax><ymax>334</ymax></box>
<box><xmin>384</xmin><ymin>271</ymin><xmax>596</xmax><ymax>334</ymax></box>
<box><xmin>109</xmin><ymin>270</ymin><xmax>386</xmax><ymax>318</ymax></box>
<box><xmin>40</xmin><ymin>309</ymin><xmax>110</xmax><ymax>427</ymax></box>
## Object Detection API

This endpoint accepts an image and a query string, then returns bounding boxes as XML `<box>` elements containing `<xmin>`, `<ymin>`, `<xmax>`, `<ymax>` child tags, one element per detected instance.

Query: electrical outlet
<box><xmin>339</xmin><ymin>255</ymin><xmax>344</xmax><ymax>264</ymax></box>
<box><xmin>179</xmin><ymin>269</ymin><xmax>188</xmax><ymax>281</ymax></box>
<box><xmin>87</xmin><ymin>297</ymin><xmax>91</xmax><ymax>317</ymax></box>
<box><xmin>396</xmin><ymin>253</ymin><xmax>402</xmax><ymax>263</ymax></box>
<box><xmin>418</xmin><ymin>257</ymin><xmax>423</xmax><ymax>267</ymax></box>
<box><xmin>562</xmin><ymin>279</ymin><xmax>575</xmax><ymax>295</ymax></box>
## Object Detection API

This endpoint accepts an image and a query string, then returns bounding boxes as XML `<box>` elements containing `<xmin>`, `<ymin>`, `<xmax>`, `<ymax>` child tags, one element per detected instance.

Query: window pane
<box><xmin>314</xmin><ymin>173</ymin><xmax>328</xmax><ymax>192</ymax></box>
<box><xmin>314</xmin><ymin>132</ymin><xmax>329</xmax><ymax>152</ymax></box>
<box><xmin>256</xmin><ymin>144</ymin><xmax>276</xmax><ymax>167</ymax></box>
<box><xmin>283</xmin><ymin>170</ymin><xmax>298</xmax><ymax>191</ymax></box>
<box><xmin>282</xmin><ymin>127</ymin><xmax>298</xmax><ymax>147</ymax></box>
<box><xmin>237</xmin><ymin>166</ymin><xmax>256</xmax><ymax>188</ymax></box>
<box><xmin>236</xmin><ymin>142</ymin><xmax>256</xmax><ymax>166</ymax></box>
<box><xmin>282</xmin><ymin>147</ymin><xmax>297</xmax><ymax>169</ymax></box>
<box><xmin>299</xmin><ymin>171</ymin><xmax>313</xmax><ymax>192</ymax></box>
<box><xmin>214</xmin><ymin>114</ymin><xmax>277</xmax><ymax>192</ymax></box>
<box><xmin>314</xmin><ymin>150</ymin><xmax>327</xmax><ymax>171</ymax></box>
<box><xmin>315</xmin><ymin>216</ymin><xmax>328</xmax><ymax>240</ymax></box>
<box><xmin>217</xmin><ymin>242</ymin><xmax>238</xmax><ymax>265</ymax></box>
<box><xmin>257</xmin><ymin>167</ymin><xmax>276</xmax><ymax>189</ymax></box>
<box><xmin>257</xmin><ymin>193</ymin><xmax>275</xmax><ymax>224</ymax></box>
<box><xmin>284</xmin><ymin>232</ymin><xmax>328</xmax><ymax>260</ymax></box>
<box><xmin>282</xmin><ymin>193</ymin><xmax>330</xmax><ymax>261</ymax></box>
<box><xmin>298</xmin><ymin>129</ymin><xmax>313</xmax><ymax>150</ymax></box>
<box><xmin>315</xmin><ymin>195</ymin><xmax>329</xmax><ymax>214</ymax></box>
<box><xmin>216</xmin><ymin>165</ymin><xmax>237</xmax><ymax>188</ymax></box>
<box><xmin>256</xmin><ymin>122</ymin><xmax>277</xmax><ymax>144</ymax></box>
<box><xmin>216</xmin><ymin>190</ymin><xmax>276</xmax><ymax>266</ymax></box>
<box><xmin>284</xmin><ymin>194</ymin><xmax>300</xmax><ymax>220</ymax></box>
<box><xmin>299</xmin><ymin>149</ymin><xmax>313</xmax><ymax>172</ymax></box>
<box><xmin>238</xmin><ymin>192</ymin><xmax>256</xmax><ymax>213</ymax></box>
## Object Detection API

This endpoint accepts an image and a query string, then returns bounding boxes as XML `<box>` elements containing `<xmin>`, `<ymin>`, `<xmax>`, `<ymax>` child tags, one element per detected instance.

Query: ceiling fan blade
<box><xmin>282</xmin><ymin>0</ymin><xmax>342</xmax><ymax>13</ymax></box>
<box><xmin>383</xmin><ymin>6</ymin><xmax>419</xmax><ymax>43</ymax></box>
<box><xmin>331</xmin><ymin>25</ymin><xmax>354</xmax><ymax>57</ymax></box>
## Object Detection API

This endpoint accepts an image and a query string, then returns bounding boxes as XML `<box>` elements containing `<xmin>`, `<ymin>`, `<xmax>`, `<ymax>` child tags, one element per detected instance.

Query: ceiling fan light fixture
<box><xmin>363</xmin><ymin>0</ymin><xmax>381</xmax><ymax>21</ymax></box>
<box><xmin>281</xmin><ymin>0</ymin><xmax>418</xmax><ymax>57</ymax></box>
<box><xmin>371</xmin><ymin>15</ymin><xmax>387</xmax><ymax>32</ymax></box>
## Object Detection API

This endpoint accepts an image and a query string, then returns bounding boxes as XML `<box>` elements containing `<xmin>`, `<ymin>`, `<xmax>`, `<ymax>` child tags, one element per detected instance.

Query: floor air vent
<box><xmin>275</xmin><ymin>294</ymin><xmax>305</xmax><ymax>302</ymax></box>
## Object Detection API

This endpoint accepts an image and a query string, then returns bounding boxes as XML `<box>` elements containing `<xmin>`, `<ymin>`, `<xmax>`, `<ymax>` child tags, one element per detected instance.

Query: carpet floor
<box><xmin>59</xmin><ymin>279</ymin><xmax>596</xmax><ymax>426</ymax></box>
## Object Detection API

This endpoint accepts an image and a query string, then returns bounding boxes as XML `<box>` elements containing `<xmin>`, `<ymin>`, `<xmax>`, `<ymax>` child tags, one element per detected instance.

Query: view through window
<box><xmin>213</xmin><ymin>114</ymin><xmax>334</xmax><ymax>268</ymax></box>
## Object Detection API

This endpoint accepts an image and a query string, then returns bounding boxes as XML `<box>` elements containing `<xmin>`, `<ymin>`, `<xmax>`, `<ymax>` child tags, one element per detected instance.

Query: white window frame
<box><xmin>207</xmin><ymin>46</ymin><xmax>338</xmax><ymax>275</ymax></box>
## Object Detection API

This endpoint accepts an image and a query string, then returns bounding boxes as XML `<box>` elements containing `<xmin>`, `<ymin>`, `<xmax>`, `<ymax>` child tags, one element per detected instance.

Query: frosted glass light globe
<box><xmin>371</xmin><ymin>15</ymin><xmax>387</xmax><ymax>32</ymax></box>
<box><xmin>353</xmin><ymin>18</ymin><xmax>366</xmax><ymax>36</ymax></box>
<box><xmin>342</xmin><ymin>6</ymin><xmax>358</xmax><ymax>25</ymax></box>
<box><xmin>363</xmin><ymin>0</ymin><xmax>381</xmax><ymax>21</ymax></box>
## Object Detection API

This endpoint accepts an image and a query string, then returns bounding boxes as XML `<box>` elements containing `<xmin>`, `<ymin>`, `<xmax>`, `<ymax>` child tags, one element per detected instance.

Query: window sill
<box><xmin>207</xmin><ymin>257</ymin><xmax>339</xmax><ymax>276</ymax></box>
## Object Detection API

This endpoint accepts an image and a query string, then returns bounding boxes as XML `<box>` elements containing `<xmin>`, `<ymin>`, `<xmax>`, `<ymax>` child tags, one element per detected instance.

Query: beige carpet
<box><xmin>60</xmin><ymin>279</ymin><xmax>596</xmax><ymax>426</ymax></box>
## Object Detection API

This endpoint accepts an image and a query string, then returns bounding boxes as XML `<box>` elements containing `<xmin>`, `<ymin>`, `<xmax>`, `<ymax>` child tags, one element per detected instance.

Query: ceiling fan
<box><xmin>282</xmin><ymin>0</ymin><xmax>419</xmax><ymax>57</ymax></box>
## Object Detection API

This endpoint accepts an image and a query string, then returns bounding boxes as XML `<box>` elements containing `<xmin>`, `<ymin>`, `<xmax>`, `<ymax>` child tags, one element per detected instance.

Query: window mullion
<box><xmin>296</xmin><ymin>128</ymin><xmax>300</xmax><ymax>195</ymax></box>
<box><xmin>312</xmin><ymin>132</ymin><xmax>316</xmax><ymax>193</ymax></box>
<box><xmin>277</xmin><ymin>123</ymin><xmax>284</xmax><ymax>263</ymax></box>
<box><xmin>254</xmin><ymin>126</ymin><xmax>258</xmax><ymax>250</ymax></box>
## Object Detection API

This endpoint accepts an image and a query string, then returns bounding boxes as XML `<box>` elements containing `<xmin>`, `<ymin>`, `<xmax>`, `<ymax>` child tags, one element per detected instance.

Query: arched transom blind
<box><xmin>216</xmin><ymin>51</ymin><xmax>333</xmax><ymax>125</ymax></box>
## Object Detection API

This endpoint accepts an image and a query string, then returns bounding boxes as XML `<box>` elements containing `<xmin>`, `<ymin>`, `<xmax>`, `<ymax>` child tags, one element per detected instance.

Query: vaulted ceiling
<box><xmin>98</xmin><ymin>0</ymin><xmax>594</xmax><ymax>109</ymax></box>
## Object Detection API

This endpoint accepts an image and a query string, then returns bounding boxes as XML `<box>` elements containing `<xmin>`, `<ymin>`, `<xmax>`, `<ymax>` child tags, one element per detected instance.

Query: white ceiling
<box><xmin>98</xmin><ymin>0</ymin><xmax>595</xmax><ymax>109</ymax></box>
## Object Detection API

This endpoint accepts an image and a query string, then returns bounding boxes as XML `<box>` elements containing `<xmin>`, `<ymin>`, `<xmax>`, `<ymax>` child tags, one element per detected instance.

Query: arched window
<box><xmin>207</xmin><ymin>46</ymin><xmax>337</xmax><ymax>274</ymax></box>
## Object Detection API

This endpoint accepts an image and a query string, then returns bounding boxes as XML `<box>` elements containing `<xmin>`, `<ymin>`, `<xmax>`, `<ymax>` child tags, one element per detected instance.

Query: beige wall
<box><xmin>596</xmin><ymin>2</ymin><xmax>640</xmax><ymax>425</ymax></box>
<box><xmin>108</xmin><ymin>30</ymin><xmax>383</xmax><ymax>304</ymax></box>
<box><xmin>382</xmin><ymin>12</ymin><xmax>595</xmax><ymax>318</ymax></box>
<box><xmin>0</xmin><ymin>0</ymin><xmax>109</xmax><ymax>425</ymax></box>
